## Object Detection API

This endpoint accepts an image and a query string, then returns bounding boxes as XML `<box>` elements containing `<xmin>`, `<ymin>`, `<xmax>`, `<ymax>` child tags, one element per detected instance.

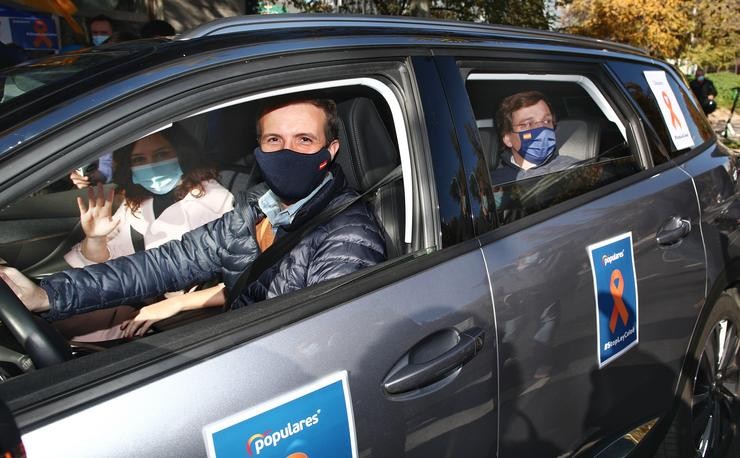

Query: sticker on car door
<box><xmin>587</xmin><ymin>232</ymin><xmax>639</xmax><ymax>367</ymax></box>
<box><xmin>203</xmin><ymin>371</ymin><xmax>358</xmax><ymax>458</ymax></box>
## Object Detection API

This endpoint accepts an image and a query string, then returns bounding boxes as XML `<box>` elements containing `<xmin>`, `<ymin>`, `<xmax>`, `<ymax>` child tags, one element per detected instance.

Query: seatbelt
<box><xmin>228</xmin><ymin>164</ymin><xmax>402</xmax><ymax>307</ymax></box>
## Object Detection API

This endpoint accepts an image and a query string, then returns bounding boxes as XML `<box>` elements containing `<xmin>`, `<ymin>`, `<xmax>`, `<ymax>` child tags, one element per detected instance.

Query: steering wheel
<box><xmin>0</xmin><ymin>280</ymin><xmax>71</xmax><ymax>369</ymax></box>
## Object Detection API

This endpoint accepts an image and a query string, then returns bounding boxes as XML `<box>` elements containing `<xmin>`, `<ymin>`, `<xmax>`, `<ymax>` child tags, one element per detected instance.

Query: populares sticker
<box><xmin>203</xmin><ymin>371</ymin><xmax>358</xmax><ymax>458</ymax></box>
<box><xmin>587</xmin><ymin>232</ymin><xmax>639</xmax><ymax>367</ymax></box>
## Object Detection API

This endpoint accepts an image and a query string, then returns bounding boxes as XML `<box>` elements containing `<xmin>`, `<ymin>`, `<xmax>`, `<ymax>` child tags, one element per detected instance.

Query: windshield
<box><xmin>0</xmin><ymin>49</ymin><xmax>133</xmax><ymax>104</ymax></box>
<box><xmin>0</xmin><ymin>38</ymin><xmax>165</xmax><ymax>117</ymax></box>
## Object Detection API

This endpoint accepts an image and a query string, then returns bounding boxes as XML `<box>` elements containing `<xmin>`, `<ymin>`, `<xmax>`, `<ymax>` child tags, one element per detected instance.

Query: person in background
<box><xmin>690</xmin><ymin>69</ymin><xmax>718</xmax><ymax>115</ymax></box>
<box><xmin>140</xmin><ymin>19</ymin><xmax>175</xmax><ymax>38</ymax></box>
<box><xmin>89</xmin><ymin>14</ymin><xmax>114</xmax><ymax>46</ymax></box>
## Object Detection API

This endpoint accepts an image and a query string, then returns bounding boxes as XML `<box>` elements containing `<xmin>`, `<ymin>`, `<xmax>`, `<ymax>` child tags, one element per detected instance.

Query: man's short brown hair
<box><xmin>256</xmin><ymin>97</ymin><xmax>339</xmax><ymax>144</ymax></box>
<box><xmin>496</xmin><ymin>90</ymin><xmax>554</xmax><ymax>136</ymax></box>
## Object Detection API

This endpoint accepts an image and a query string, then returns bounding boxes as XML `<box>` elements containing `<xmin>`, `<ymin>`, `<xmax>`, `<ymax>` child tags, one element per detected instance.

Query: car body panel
<box><xmin>481</xmin><ymin>165</ymin><xmax>706</xmax><ymax>455</ymax></box>
<box><xmin>678</xmin><ymin>143</ymin><xmax>740</xmax><ymax>297</ymax></box>
<box><xmin>20</xmin><ymin>250</ymin><xmax>497</xmax><ymax>457</ymax></box>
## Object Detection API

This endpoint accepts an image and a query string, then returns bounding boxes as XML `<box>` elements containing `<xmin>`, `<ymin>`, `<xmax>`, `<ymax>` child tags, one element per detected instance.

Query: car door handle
<box><xmin>656</xmin><ymin>216</ymin><xmax>691</xmax><ymax>246</ymax></box>
<box><xmin>383</xmin><ymin>328</ymin><xmax>485</xmax><ymax>395</ymax></box>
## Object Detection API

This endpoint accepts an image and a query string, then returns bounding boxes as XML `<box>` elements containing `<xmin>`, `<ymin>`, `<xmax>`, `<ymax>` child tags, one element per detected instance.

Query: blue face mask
<box><xmin>697</xmin><ymin>75</ymin><xmax>705</xmax><ymax>82</ymax></box>
<box><xmin>254</xmin><ymin>146</ymin><xmax>332</xmax><ymax>202</ymax></box>
<box><xmin>131</xmin><ymin>157</ymin><xmax>183</xmax><ymax>195</ymax></box>
<box><xmin>517</xmin><ymin>126</ymin><xmax>557</xmax><ymax>166</ymax></box>
<box><xmin>91</xmin><ymin>35</ymin><xmax>110</xmax><ymax>46</ymax></box>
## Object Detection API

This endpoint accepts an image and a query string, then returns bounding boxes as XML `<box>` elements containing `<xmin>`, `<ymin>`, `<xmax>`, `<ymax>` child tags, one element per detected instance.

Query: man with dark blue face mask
<box><xmin>689</xmin><ymin>69</ymin><xmax>717</xmax><ymax>115</ymax></box>
<box><xmin>490</xmin><ymin>91</ymin><xmax>577</xmax><ymax>185</ymax></box>
<box><xmin>1</xmin><ymin>97</ymin><xmax>387</xmax><ymax>327</ymax></box>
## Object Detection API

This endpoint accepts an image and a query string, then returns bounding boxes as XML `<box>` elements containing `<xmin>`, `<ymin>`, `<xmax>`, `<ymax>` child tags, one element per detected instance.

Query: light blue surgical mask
<box><xmin>696</xmin><ymin>75</ymin><xmax>705</xmax><ymax>82</ymax></box>
<box><xmin>131</xmin><ymin>157</ymin><xmax>183</xmax><ymax>195</ymax></box>
<box><xmin>91</xmin><ymin>34</ymin><xmax>110</xmax><ymax>46</ymax></box>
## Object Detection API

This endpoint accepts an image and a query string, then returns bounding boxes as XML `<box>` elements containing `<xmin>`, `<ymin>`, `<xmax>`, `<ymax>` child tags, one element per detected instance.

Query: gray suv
<box><xmin>0</xmin><ymin>15</ymin><xmax>737</xmax><ymax>458</ymax></box>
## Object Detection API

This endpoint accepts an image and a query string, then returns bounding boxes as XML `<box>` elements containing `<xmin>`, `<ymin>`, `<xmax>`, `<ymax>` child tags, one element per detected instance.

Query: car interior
<box><xmin>0</xmin><ymin>85</ymin><xmax>407</xmax><ymax>373</ymax></box>
<box><xmin>465</xmin><ymin>78</ymin><xmax>641</xmax><ymax>225</ymax></box>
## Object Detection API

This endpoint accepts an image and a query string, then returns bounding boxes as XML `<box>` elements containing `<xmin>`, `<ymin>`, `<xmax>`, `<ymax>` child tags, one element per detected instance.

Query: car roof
<box><xmin>0</xmin><ymin>14</ymin><xmax>652</xmax><ymax>157</ymax></box>
<box><xmin>179</xmin><ymin>14</ymin><xmax>648</xmax><ymax>57</ymax></box>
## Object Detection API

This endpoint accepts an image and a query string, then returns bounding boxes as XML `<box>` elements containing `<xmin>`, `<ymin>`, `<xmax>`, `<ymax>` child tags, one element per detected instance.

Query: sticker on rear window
<box><xmin>203</xmin><ymin>371</ymin><xmax>358</xmax><ymax>458</ymax></box>
<box><xmin>643</xmin><ymin>70</ymin><xmax>695</xmax><ymax>150</ymax></box>
<box><xmin>587</xmin><ymin>232</ymin><xmax>639</xmax><ymax>367</ymax></box>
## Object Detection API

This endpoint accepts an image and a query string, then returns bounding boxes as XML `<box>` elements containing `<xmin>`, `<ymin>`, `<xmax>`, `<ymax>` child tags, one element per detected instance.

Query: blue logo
<box><xmin>204</xmin><ymin>372</ymin><xmax>357</xmax><ymax>458</ymax></box>
<box><xmin>588</xmin><ymin>233</ymin><xmax>639</xmax><ymax>367</ymax></box>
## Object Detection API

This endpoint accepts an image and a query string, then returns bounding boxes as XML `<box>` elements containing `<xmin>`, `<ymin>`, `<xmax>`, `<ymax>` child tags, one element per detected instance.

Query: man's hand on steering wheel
<box><xmin>0</xmin><ymin>266</ymin><xmax>50</xmax><ymax>313</ymax></box>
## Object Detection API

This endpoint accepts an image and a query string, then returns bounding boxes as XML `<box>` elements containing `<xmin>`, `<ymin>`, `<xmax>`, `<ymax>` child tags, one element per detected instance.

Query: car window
<box><xmin>0</xmin><ymin>82</ymin><xmax>409</xmax><ymax>296</ymax></box>
<box><xmin>607</xmin><ymin>61</ymin><xmax>713</xmax><ymax>162</ymax></box>
<box><xmin>464</xmin><ymin>72</ymin><xmax>641</xmax><ymax>226</ymax></box>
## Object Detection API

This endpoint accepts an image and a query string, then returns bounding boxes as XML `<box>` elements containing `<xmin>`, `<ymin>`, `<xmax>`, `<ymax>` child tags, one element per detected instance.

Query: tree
<box><xmin>684</xmin><ymin>0</ymin><xmax>739</xmax><ymax>71</ymax></box>
<box><xmin>560</xmin><ymin>0</ymin><xmax>692</xmax><ymax>59</ymax></box>
<box><xmin>289</xmin><ymin>0</ymin><xmax>554</xmax><ymax>29</ymax></box>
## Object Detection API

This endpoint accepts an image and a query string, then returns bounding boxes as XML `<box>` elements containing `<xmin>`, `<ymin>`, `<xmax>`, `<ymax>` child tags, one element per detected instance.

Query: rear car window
<box><xmin>608</xmin><ymin>61</ymin><xmax>713</xmax><ymax>162</ymax></box>
<box><xmin>464</xmin><ymin>73</ymin><xmax>641</xmax><ymax>226</ymax></box>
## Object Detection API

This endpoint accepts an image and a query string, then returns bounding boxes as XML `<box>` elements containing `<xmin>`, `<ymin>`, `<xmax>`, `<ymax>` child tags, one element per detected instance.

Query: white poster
<box><xmin>643</xmin><ymin>70</ymin><xmax>694</xmax><ymax>150</ymax></box>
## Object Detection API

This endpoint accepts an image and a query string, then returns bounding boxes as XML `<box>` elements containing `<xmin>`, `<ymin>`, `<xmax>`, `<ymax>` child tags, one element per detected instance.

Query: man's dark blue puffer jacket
<box><xmin>40</xmin><ymin>169</ymin><xmax>387</xmax><ymax>320</ymax></box>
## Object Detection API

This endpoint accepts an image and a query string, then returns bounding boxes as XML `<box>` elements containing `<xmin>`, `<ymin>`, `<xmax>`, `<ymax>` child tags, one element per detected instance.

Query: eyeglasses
<box><xmin>513</xmin><ymin>118</ymin><xmax>554</xmax><ymax>132</ymax></box>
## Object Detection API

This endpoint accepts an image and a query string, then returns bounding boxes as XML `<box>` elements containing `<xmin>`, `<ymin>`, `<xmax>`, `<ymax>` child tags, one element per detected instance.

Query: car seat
<box><xmin>335</xmin><ymin>97</ymin><xmax>406</xmax><ymax>258</ymax></box>
<box><xmin>477</xmin><ymin>118</ymin><xmax>499</xmax><ymax>176</ymax></box>
<box><xmin>554</xmin><ymin>118</ymin><xmax>600</xmax><ymax>162</ymax></box>
<box><xmin>203</xmin><ymin>105</ymin><xmax>262</xmax><ymax>192</ymax></box>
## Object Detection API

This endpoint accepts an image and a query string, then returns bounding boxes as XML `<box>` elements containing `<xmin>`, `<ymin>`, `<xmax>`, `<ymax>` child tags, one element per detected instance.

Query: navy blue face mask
<box><xmin>254</xmin><ymin>146</ymin><xmax>332</xmax><ymax>202</ymax></box>
<box><xmin>517</xmin><ymin>126</ymin><xmax>557</xmax><ymax>166</ymax></box>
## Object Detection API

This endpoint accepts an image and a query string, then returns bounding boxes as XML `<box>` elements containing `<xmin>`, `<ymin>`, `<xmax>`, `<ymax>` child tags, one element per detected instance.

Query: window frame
<box><xmin>466</xmin><ymin>72</ymin><xmax>628</xmax><ymax>141</ymax></box>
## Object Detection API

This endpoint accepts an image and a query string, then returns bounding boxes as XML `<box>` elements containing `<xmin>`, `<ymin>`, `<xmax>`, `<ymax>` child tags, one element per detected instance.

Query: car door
<box><xmin>0</xmin><ymin>47</ymin><xmax>498</xmax><ymax>457</ymax></box>
<box><xmin>433</xmin><ymin>54</ymin><xmax>707</xmax><ymax>455</ymax></box>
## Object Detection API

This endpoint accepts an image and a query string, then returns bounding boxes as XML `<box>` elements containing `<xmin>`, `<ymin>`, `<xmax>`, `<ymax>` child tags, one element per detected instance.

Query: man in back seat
<box><xmin>491</xmin><ymin>90</ymin><xmax>577</xmax><ymax>185</ymax></box>
<box><xmin>1</xmin><ymin>97</ymin><xmax>387</xmax><ymax>336</ymax></box>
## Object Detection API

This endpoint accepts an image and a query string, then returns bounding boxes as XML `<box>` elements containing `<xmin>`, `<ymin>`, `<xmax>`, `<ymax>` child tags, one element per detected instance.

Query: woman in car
<box><xmin>54</xmin><ymin>123</ymin><xmax>234</xmax><ymax>341</ymax></box>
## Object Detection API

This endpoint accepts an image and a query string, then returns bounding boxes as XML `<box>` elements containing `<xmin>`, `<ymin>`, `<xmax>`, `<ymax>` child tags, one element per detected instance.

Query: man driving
<box><xmin>0</xmin><ymin>97</ymin><xmax>387</xmax><ymax>328</ymax></box>
<box><xmin>490</xmin><ymin>90</ymin><xmax>577</xmax><ymax>185</ymax></box>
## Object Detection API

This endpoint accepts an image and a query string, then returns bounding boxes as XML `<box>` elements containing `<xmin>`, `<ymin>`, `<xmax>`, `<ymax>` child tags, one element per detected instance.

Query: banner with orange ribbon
<box><xmin>588</xmin><ymin>232</ymin><xmax>639</xmax><ymax>368</ymax></box>
<box><xmin>643</xmin><ymin>70</ymin><xmax>695</xmax><ymax>151</ymax></box>
<box><xmin>0</xmin><ymin>6</ymin><xmax>58</xmax><ymax>51</ymax></box>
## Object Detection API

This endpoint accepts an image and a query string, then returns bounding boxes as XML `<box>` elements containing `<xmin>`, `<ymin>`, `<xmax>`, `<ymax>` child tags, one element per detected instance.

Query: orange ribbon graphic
<box><xmin>662</xmin><ymin>91</ymin><xmax>682</xmax><ymax>129</ymax></box>
<box><xmin>609</xmin><ymin>269</ymin><xmax>629</xmax><ymax>333</ymax></box>
<box><xmin>32</xmin><ymin>19</ymin><xmax>53</xmax><ymax>48</ymax></box>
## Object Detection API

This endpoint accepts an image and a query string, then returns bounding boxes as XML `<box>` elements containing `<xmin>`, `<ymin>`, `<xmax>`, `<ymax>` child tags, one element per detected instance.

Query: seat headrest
<box><xmin>476</xmin><ymin>118</ymin><xmax>498</xmax><ymax>172</ymax></box>
<box><xmin>555</xmin><ymin>118</ymin><xmax>600</xmax><ymax>161</ymax></box>
<box><xmin>336</xmin><ymin>98</ymin><xmax>399</xmax><ymax>192</ymax></box>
